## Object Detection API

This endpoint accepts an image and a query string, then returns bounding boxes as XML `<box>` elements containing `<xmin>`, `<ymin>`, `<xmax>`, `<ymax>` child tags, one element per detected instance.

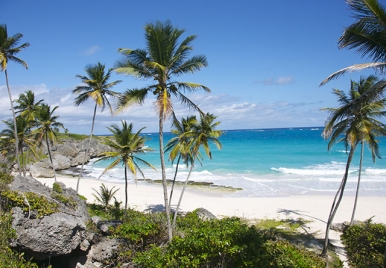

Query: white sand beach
<box><xmin>37</xmin><ymin>175</ymin><xmax>386</xmax><ymax>235</ymax></box>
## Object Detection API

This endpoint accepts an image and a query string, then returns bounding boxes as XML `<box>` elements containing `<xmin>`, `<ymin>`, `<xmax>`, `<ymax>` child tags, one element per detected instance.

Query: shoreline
<box><xmin>37</xmin><ymin>175</ymin><xmax>386</xmax><ymax>225</ymax></box>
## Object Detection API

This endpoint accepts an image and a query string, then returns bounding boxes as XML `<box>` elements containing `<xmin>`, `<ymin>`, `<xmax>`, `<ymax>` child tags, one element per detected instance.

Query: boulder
<box><xmin>29</xmin><ymin>163</ymin><xmax>55</xmax><ymax>178</ymax></box>
<box><xmin>53</xmin><ymin>154</ymin><xmax>71</xmax><ymax>170</ymax></box>
<box><xmin>9</xmin><ymin>175</ymin><xmax>91</xmax><ymax>260</ymax></box>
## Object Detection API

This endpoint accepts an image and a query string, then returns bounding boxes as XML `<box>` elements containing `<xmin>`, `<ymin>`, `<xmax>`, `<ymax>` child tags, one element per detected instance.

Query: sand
<box><xmin>37</xmin><ymin>174</ymin><xmax>386</xmax><ymax>266</ymax></box>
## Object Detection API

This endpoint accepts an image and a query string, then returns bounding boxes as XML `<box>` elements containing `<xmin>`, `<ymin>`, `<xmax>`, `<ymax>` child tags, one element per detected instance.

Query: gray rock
<box><xmin>29</xmin><ymin>163</ymin><xmax>55</xmax><ymax>178</ymax></box>
<box><xmin>97</xmin><ymin>220</ymin><xmax>123</xmax><ymax>234</ymax></box>
<box><xmin>195</xmin><ymin>207</ymin><xmax>217</xmax><ymax>220</ymax></box>
<box><xmin>53</xmin><ymin>154</ymin><xmax>71</xmax><ymax>170</ymax></box>
<box><xmin>9</xmin><ymin>175</ymin><xmax>91</xmax><ymax>260</ymax></box>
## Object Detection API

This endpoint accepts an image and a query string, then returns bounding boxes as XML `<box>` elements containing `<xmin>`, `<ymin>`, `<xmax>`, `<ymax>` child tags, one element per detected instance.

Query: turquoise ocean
<box><xmin>82</xmin><ymin>127</ymin><xmax>386</xmax><ymax>197</ymax></box>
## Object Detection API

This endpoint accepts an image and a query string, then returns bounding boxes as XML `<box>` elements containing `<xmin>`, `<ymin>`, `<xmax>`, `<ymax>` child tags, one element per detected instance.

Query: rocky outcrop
<box><xmin>29</xmin><ymin>138</ymin><xmax>111</xmax><ymax>178</ymax></box>
<box><xmin>9</xmin><ymin>176</ymin><xmax>90</xmax><ymax>260</ymax></box>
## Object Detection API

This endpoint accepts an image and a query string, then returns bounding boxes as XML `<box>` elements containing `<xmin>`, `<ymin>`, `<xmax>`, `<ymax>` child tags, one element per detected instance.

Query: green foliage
<box><xmin>92</xmin><ymin>183</ymin><xmax>119</xmax><ymax>210</ymax></box>
<box><xmin>0</xmin><ymin>211</ymin><xmax>38</xmax><ymax>267</ymax></box>
<box><xmin>1</xmin><ymin>190</ymin><xmax>58</xmax><ymax>217</ymax></box>
<box><xmin>112</xmin><ymin>209</ymin><xmax>165</xmax><ymax>246</ymax></box>
<box><xmin>341</xmin><ymin>219</ymin><xmax>386</xmax><ymax>268</ymax></box>
<box><xmin>132</xmin><ymin>212</ymin><xmax>326</xmax><ymax>268</ymax></box>
<box><xmin>52</xmin><ymin>182</ymin><xmax>62</xmax><ymax>193</ymax></box>
<box><xmin>51</xmin><ymin>192</ymin><xmax>77</xmax><ymax>210</ymax></box>
<box><xmin>0</xmin><ymin>171</ymin><xmax>13</xmax><ymax>192</ymax></box>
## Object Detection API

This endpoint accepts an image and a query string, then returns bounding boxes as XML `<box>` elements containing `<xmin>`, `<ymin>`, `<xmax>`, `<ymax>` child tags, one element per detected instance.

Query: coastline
<box><xmin>36</xmin><ymin>175</ymin><xmax>386</xmax><ymax>234</ymax></box>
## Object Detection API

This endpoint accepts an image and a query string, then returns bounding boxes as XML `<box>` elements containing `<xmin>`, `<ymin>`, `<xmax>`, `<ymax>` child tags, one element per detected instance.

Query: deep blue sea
<box><xmin>83</xmin><ymin>127</ymin><xmax>386</xmax><ymax>197</ymax></box>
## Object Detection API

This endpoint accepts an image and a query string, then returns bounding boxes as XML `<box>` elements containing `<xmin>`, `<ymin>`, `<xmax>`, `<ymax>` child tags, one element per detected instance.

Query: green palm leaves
<box><xmin>0</xmin><ymin>24</ymin><xmax>30</xmax><ymax>176</ymax></box>
<box><xmin>321</xmin><ymin>0</ymin><xmax>386</xmax><ymax>85</ymax></box>
<box><xmin>114</xmin><ymin>20</ymin><xmax>210</xmax><ymax>241</ymax></box>
<box><xmin>73</xmin><ymin>62</ymin><xmax>122</xmax><ymax>192</ymax></box>
<box><xmin>96</xmin><ymin>121</ymin><xmax>154</xmax><ymax>220</ymax></box>
<box><xmin>321</xmin><ymin>75</ymin><xmax>386</xmax><ymax>256</ymax></box>
<box><xmin>92</xmin><ymin>183</ymin><xmax>119</xmax><ymax>211</ymax></box>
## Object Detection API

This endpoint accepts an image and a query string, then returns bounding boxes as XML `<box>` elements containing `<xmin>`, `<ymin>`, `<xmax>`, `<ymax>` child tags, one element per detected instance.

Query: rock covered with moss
<box><xmin>8</xmin><ymin>176</ymin><xmax>90</xmax><ymax>260</ymax></box>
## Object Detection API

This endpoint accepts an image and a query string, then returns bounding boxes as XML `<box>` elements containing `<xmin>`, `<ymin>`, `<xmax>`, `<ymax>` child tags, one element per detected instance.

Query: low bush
<box><xmin>341</xmin><ymin>219</ymin><xmax>386</xmax><ymax>268</ymax></box>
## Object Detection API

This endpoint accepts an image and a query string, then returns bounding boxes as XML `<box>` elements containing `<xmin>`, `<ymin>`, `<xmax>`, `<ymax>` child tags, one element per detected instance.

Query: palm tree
<box><xmin>73</xmin><ymin>62</ymin><xmax>122</xmax><ymax>193</ymax></box>
<box><xmin>165</xmin><ymin>114</ymin><xmax>197</xmax><ymax>207</ymax></box>
<box><xmin>172</xmin><ymin>113</ymin><xmax>222</xmax><ymax>229</ymax></box>
<box><xmin>114</xmin><ymin>20</ymin><xmax>210</xmax><ymax>242</ymax></box>
<box><xmin>0</xmin><ymin>24</ymin><xmax>30</xmax><ymax>177</ymax></box>
<box><xmin>14</xmin><ymin>90</ymin><xmax>44</xmax><ymax>122</ymax></box>
<box><xmin>320</xmin><ymin>76</ymin><xmax>386</xmax><ymax>256</ymax></box>
<box><xmin>320</xmin><ymin>0</ymin><xmax>386</xmax><ymax>85</ymax></box>
<box><xmin>92</xmin><ymin>183</ymin><xmax>119</xmax><ymax>211</ymax></box>
<box><xmin>96</xmin><ymin>121</ymin><xmax>155</xmax><ymax>220</ymax></box>
<box><xmin>34</xmin><ymin>104</ymin><xmax>65</xmax><ymax>182</ymax></box>
<box><xmin>1</xmin><ymin>116</ymin><xmax>36</xmax><ymax>176</ymax></box>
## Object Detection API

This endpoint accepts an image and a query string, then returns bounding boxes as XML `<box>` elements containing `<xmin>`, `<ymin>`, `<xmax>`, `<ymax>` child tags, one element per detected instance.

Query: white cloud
<box><xmin>84</xmin><ymin>45</ymin><xmax>102</xmax><ymax>56</ymax></box>
<box><xmin>0</xmin><ymin>84</ymin><xmax>327</xmax><ymax>134</ymax></box>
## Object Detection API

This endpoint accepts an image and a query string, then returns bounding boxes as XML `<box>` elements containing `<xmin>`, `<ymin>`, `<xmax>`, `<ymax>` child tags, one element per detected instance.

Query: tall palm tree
<box><xmin>114</xmin><ymin>20</ymin><xmax>210</xmax><ymax>241</ymax></box>
<box><xmin>321</xmin><ymin>0</ymin><xmax>386</xmax><ymax>85</ymax></box>
<box><xmin>0</xmin><ymin>24</ymin><xmax>30</xmax><ymax>177</ymax></box>
<box><xmin>96</xmin><ymin>121</ymin><xmax>155</xmax><ymax>220</ymax></box>
<box><xmin>165</xmin><ymin>114</ymin><xmax>197</xmax><ymax>207</ymax></box>
<box><xmin>320</xmin><ymin>76</ymin><xmax>386</xmax><ymax>256</ymax></box>
<box><xmin>34</xmin><ymin>104</ymin><xmax>65</xmax><ymax>182</ymax></box>
<box><xmin>172</xmin><ymin>113</ymin><xmax>222</xmax><ymax>228</ymax></box>
<box><xmin>73</xmin><ymin>62</ymin><xmax>122</xmax><ymax>192</ymax></box>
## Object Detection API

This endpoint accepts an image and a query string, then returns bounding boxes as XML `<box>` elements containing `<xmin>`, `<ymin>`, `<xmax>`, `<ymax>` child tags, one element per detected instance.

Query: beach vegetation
<box><xmin>114</xmin><ymin>20</ymin><xmax>210</xmax><ymax>242</ymax></box>
<box><xmin>33</xmin><ymin>103</ymin><xmax>65</xmax><ymax>182</ymax></box>
<box><xmin>320</xmin><ymin>0</ymin><xmax>386</xmax><ymax>85</ymax></box>
<box><xmin>168</xmin><ymin>113</ymin><xmax>222</xmax><ymax>229</ymax></box>
<box><xmin>341</xmin><ymin>219</ymin><xmax>386</xmax><ymax>268</ymax></box>
<box><xmin>92</xmin><ymin>183</ymin><xmax>119</xmax><ymax>211</ymax></box>
<box><xmin>0</xmin><ymin>24</ymin><xmax>30</xmax><ymax>177</ymax></box>
<box><xmin>96</xmin><ymin>120</ymin><xmax>155</xmax><ymax>220</ymax></box>
<box><xmin>73</xmin><ymin>62</ymin><xmax>122</xmax><ymax>192</ymax></box>
<box><xmin>321</xmin><ymin>75</ymin><xmax>386</xmax><ymax>256</ymax></box>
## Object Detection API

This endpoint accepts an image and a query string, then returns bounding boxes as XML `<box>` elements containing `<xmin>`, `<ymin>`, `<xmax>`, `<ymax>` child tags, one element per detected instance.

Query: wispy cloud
<box><xmin>84</xmin><ymin>45</ymin><xmax>102</xmax><ymax>56</ymax></box>
<box><xmin>255</xmin><ymin>76</ymin><xmax>296</xmax><ymax>86</ymax></box>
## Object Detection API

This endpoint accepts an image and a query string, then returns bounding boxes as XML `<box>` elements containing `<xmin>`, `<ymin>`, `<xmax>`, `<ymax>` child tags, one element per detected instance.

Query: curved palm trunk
<box><xmin>76</xmin><ymin>103</ymin><xmax>97</xmax><ymax>192</ymax></box>
<box><xmin>5</xmin><ymin>69</ymin><xmax>22</xmax><ymax>177</ymax></box>
<box><xmin>45</xmin><ymin>134</ymin><xmax>57</xmax><ymax>182</ymax></box>
<box><xmin>351</xmin><ymin>142</ymin><xmax>364</xmax><ymax>226</ymax></box>
<box><xmin>124</xmin><ymin>164</ymin><xmax>128</xmax><ymax>221</ymax></box>
<box><xmin>173</xmin><ymin>159</ymin><xmax>195</xmax><ymax>229</ymax></box>
<box><xmin>321</xmin><ymin>146</ymin><xmax>355</xmax><ymax>256</ymax></box>
<box><xmin>169</xmin><ymin>154</ymin><xmax>182</xmax><ymax>208</ymax></box>
<box><xmin>159</xmin><ymin>111</ymin><xmax>172</xmax><ymax>242</ymax></box>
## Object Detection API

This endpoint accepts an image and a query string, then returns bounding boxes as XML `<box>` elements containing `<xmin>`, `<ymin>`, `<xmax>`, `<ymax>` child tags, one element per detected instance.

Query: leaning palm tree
<box><xmin>320</xmin><ymin>76</ymin><xmax>386</xmax><ymax>256</ymax></box>
<box><xmin>114</xmin><ymin>20</ymin><xmax>210</xmax><ymax>242</ymax></box>
<box><xmin>164</xmin><ymin>114</ymin><xmax>197</xmax><ymax>207</ymax></box>
<box><xmin>321</xmin><ymin>0</ymin><xmax>386</xmax><ymax>85</ymax></box>
<box><xmin>172</xmin><ymin>113</ymin><xmax>222</xmax><ymax>229</ymax></box>
<box><xmin>0</xmin><ymin>24</ymin><xmax>30</xmax><ymax>177</ymax></box>
<box><xmin>34</xmin><ymin>104</ymin><xmax>65</xmax><ymax>182</ymax></box>
<box><xmin>96</xmin><ymin>121</ymin><xmax>155</xmax><ymax>220</ymax></box>
<box><xmin>73</xmin><ymin>62</ymin><xmax>122</xmax><ymax>193</ymax></box>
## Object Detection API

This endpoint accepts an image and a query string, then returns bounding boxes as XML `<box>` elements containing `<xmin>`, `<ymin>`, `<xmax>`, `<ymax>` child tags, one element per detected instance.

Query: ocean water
<box><xmin>82</xmin><ymin>127</ymin><xmax>386</xmax><ymax>197</ymax></box>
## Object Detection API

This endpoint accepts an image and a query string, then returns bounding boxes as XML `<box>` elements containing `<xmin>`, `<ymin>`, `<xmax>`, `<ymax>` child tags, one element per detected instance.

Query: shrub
<box><xmin>341</xmin><ymin>219</ymin><xmax>386</xmax><ymax>268</ymax></box>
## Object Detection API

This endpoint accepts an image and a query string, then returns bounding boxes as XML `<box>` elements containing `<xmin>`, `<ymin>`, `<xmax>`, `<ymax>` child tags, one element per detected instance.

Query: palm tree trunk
<box><xmin>124</xmin><ymin>164</ymin><xmax>128</xmax><ymax>221</ymax></box>
<box><xmin>351</xmin><ymin>142</ymin><xmax>364</xmax><ymax>226</ymax></box>
<box><xmin>173</xmin><ymin>159</ymin><xmax>195</xmax><ymax>229</ymax></box>
<box><xmin>321</xmin><ymin>146</ymin><xmax>355</xmax><ymax>256</ymax></box>
<box><xmin>45</xmin><ymin>134</ymin><xmax>57</xmax><ymax>182</ymax></box>
<box><xmin>169</xmin><ymin>154</ymin><xmax>181</xmax><ymax>208</ymax></box>
<box><xmin>76</xmin><ymin>103</ymin><xmax>97</xmax><ymax>192</ymax></box>
<box><xmin>4</xmin><ymin>69</ymin><xmax>22</xmax><ymax>177</ymax></box>
<box><xmin>159</xmin><ymin>111</ymin><xmax>172</xmax><ymax>242</ymax></box>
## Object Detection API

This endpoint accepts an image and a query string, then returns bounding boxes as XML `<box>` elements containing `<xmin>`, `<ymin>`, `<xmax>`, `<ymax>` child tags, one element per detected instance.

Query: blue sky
<box><xmin>0</xmin><ymin>0</ymin><xmax>375</xmax><ymax>134</ymax></box>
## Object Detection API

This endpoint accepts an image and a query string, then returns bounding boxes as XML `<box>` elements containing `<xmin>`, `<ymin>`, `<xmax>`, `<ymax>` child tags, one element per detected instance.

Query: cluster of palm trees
<box><xmin>0</xmin><ymin>90</ymin><xmax>64</xmax><ymax>180</ymax></box>
<box><xmin>320</xmin><ymin>0</ymin><xmax>386</xmax><ymax>257</ymax></box>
